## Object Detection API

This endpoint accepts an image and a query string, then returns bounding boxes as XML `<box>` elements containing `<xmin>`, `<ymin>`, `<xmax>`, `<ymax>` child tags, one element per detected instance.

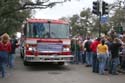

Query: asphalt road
<box><xmin>0</xmin><ymin>50</ymin><xmax>125</xmax><ymax>83</ymax></box>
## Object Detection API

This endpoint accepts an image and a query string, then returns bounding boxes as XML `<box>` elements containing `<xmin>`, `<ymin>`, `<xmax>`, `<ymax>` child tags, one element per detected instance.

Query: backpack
<box><xmin>10</xmin><ymin>39</ymin><xmax>17</xmax><ymax>54</ymax></box>
<box><xmin>85</xmin><ymin>40</ymin><xmax>92</xmax><ymax>52</ymax></box>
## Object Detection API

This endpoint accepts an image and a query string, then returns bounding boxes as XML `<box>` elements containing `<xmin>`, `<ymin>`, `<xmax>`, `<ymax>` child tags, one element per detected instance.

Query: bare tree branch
<box><xmin>0</xmin><ymin>0</ymin><xmax>71</xmax><ymax>17</ymax></box>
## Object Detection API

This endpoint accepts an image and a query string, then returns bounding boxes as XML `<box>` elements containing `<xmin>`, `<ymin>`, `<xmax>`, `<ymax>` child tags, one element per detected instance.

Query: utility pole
<box><xmin>92</xmin><ymin>0</ymin><xmax>109</xmax><ymax>37</ymax></box>
<box><xmin>98</xmin><ymin>0</ymin><xmax>102</xmax><ymax>37</ymax></box>
<box><xmin>99</xmin><ymin>12</ymin><xmax>101</xmax><ymax>37</ymax></box>
<box><xmin>92</xmin><ymin>0</ymin><xmax>101</xmax><ymax>37</ymax></box>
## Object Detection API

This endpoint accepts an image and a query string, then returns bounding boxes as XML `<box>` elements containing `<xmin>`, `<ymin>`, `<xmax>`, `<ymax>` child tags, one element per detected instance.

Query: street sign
<box><xmin>100</xmin><ymin>16</ymin><xmax>108</xmax><ymax>24</ymax></box>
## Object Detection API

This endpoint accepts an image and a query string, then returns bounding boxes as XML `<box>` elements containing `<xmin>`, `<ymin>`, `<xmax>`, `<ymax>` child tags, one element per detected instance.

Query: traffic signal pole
<box><xmin>99</xmin><ymin>0</ymin><xmax>102</xmax><ymax>37</ymax></box>
<box><xmin>92</xmin><ymin>0</ymin><xmax>102</xmax><ymax>37</ymax></box>
<box><xmin>92</xmin><ymin>0</ymin><xmax>108</xmax><ymax>37</ymax></box>
<box><xmin>99</xmin><ymin>12</ymin><xmax>101</xmax><ymax>37</ymax></box>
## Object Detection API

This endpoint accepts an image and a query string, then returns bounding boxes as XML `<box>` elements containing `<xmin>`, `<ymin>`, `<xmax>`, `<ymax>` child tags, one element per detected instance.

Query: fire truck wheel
<box><xmin>58</xmin><ymin>62</ymin><xmax>64</xmax><ymax>65</ymax></box>
<box><xmin>24</xmin><ymin>61</ymin><xmax>30</xmax><ymax>66</ymax></box>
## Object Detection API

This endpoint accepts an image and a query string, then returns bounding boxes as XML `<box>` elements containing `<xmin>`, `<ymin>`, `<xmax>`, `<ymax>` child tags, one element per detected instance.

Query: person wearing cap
<box><xmin>0</xmin><ymin>33</ymin><xmax>11</xmax><ymax>78</ymax></box>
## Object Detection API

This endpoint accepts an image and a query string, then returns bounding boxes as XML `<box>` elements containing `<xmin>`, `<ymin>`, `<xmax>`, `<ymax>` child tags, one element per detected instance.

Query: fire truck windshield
<box><xmin>27</xmin><ymin>23</ymin><xmax>70</xmax><ymax>38</ymax></box>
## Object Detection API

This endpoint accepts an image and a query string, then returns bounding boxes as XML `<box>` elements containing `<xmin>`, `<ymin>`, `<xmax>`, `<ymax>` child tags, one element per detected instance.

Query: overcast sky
<box><xmin>32</xmin><ymin>0</ymin><xmax>115</xmax><ymax>19</ymax></box>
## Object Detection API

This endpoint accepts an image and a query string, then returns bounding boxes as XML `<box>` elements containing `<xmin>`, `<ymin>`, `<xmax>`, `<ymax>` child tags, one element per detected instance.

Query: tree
<box><xmin>69</xmin><ymin>8</ymin><xmax>97</xmax><ymax>37</ymax></box>
<box><xmin>0</xmin><ymin>0</ymin><xmax>31</xmax><ymax>35</ymax></box>
<box><xmin>69</xmin><ymin>14</ymin><xmax>80</xmax><ymax>36</ymax></box>
<box><xmin>80</xmin><ymin>8</ymin><xmax>94</xmax><ymax>29</ymax></box>
<box><xmin>110</xmin><ymin>8</ymin><xmax>125</xmax><ymax>26</ymax></box>
<box><xmin>0</xmin><ymin>0</ymin><xmax>73</xmax><ymax>35</ymax></box>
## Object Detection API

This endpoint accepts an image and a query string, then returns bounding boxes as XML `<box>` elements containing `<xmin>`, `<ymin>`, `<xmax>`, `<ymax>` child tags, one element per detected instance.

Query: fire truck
<box><xmin>20</xmin><ymin>19</ymin><xmax>73</xmax><ymax>66</ymax></box>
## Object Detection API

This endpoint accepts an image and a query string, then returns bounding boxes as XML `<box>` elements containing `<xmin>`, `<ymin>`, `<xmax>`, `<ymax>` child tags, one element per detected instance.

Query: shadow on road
<box><xmin>24</xmin><ymin>63</ymin><xmax>71</xmax><ymax>72</ymax></box>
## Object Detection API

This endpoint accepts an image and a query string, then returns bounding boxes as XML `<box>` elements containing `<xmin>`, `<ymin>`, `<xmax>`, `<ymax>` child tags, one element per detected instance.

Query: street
<box><xmin>0</xmin><ymin>49</ymin><xmax>125</xmax><ymax>83</ymax></box>
<box><xmin>0</xmin><ymin>0</ymin><xmax>125</xmax><ymax>83</ymax></box>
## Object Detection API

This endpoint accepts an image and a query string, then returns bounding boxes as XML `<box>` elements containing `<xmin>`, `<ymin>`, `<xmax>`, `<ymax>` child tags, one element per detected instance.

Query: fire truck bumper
<box><xmin>24</xmin><ymin>55</ymin><xmax>74</xmax><ymax>62</ymax></box>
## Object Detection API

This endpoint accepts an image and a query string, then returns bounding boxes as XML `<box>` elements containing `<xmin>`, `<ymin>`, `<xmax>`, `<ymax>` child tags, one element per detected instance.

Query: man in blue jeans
<box><xmin>110</xmin><ymin>58</ymin><xmax>120</xmax><ymax>75</ymax></box>
<box><xmin>90</xmin><ymin>38</ymin><xmax>100</xmax><ymax>73</ymax></box>
<box><xmin>84</xmin><ymin>38</ymin><xmax>92</xmax><ymax>66</ymax></box>
<box><xmin>110</xmin><ymin>38</ymin><xmax>122</xmax><ymax>75</ymax></box>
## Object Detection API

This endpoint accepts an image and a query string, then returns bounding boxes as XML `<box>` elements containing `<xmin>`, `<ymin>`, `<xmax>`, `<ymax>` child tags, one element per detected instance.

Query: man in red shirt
<box><xmin>90</xmin><ymin>38</ymin><xmax>101</xmax><ymax>73</ymax></box>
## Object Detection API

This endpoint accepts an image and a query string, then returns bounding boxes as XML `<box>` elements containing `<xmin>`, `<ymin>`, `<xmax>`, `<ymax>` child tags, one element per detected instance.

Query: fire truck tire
<box><xmin>24</xmin><ymin>61</ymin><xmax>30</xmax><ymax>66</ymax></box>
<box><xmin>58</xmin><ymin>62</ymin><xmax>64</xmax><ymax>65</ymax></box>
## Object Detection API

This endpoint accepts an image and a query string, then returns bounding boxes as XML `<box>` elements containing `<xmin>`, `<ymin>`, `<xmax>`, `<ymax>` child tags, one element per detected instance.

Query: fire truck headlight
<box><xmin>28</xmin><ymin>47</ymin><xmax>33</xmax><ymax>51</ymax></box>
<box><xmin>28</xmin><ymin>47</ymin><xmax>36</xmax><ymax>51</ymax></box>
<box><xmin>63</xmin><ymin>48</ymin><xmax>70</xmax><ymax>52</ymax></box>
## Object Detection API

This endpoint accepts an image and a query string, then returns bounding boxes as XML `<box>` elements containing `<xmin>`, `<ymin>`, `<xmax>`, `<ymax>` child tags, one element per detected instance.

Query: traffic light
<box><xmin>102</xmin><ymin>1</ymin><xmax>108</xmax><ymax>15</ymax></box>
<box><xmin>115</xmin><ymin>26</ymin><xmax>123</xmax><ymax>33</ymax></box>
<box><xmin>92</xmin><ymin>1</ymin><xmax>100</xmax><ymax>15</ymax></box>
<box><xmin>119</xmin><ymin>26</ymin><xmax>123</xmax><ymax>33</ymax></box>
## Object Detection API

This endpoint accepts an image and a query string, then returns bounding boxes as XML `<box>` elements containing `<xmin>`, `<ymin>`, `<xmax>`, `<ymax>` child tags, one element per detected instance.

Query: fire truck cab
<box><xmin>20</xmin><ymin>19</ymin><xmax>73</xmax><ymax>66</ymax></box>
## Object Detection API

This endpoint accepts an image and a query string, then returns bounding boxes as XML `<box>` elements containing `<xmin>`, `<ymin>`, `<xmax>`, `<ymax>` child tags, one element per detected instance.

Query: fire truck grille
<box><xmin>37</xmin><ymin>43</ymin><xmax>63</xmax><ymax>52</ymax></box>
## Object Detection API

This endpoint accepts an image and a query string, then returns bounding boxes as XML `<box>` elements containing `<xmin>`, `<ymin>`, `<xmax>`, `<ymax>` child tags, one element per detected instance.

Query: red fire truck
<box><xmin>20</xmin><ymin>19</ymin><xmax>73</xmax><ymax>66</ymax></box>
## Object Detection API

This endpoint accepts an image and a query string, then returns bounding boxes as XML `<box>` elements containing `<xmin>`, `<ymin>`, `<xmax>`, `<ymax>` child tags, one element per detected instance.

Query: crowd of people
<box><xmin>71</xmin><ymin>33</ymin><xmax>125</xmax><ymax>75</ymax></box>
<box><xmin>0</xmin><ymin>33</ymin><xmax>18</xmax><ymax>78</ymax></box>
<box><xmin>1</xmin><ymin>31</ymin><xmax>125</xmax><ymax>78</ymax></box>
